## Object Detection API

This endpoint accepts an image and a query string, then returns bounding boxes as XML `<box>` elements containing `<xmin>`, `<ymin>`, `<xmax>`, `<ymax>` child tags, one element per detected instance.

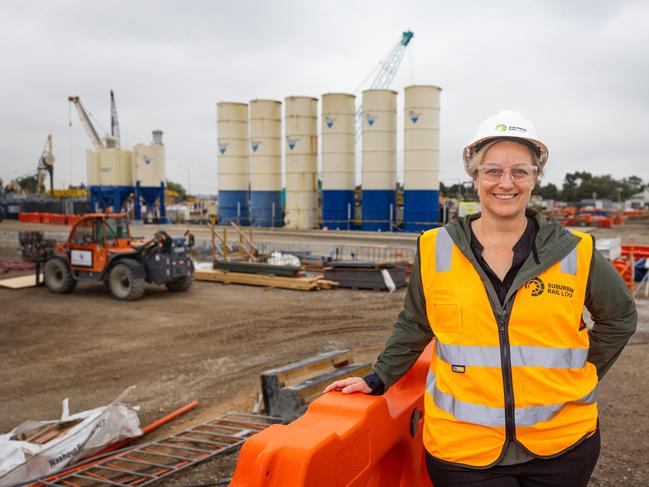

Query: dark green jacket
<box><xmin>372</xmin><ymin>210</ymin><xmax>637</xmax><ymax>464</ymax></box>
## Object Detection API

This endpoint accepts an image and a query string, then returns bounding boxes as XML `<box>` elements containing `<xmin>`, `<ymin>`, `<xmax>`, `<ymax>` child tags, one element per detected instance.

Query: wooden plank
<box><xmin>194</xmin><ymin>269</ymin><xmax>322</xmax><ymax>291</ymax></box>
<box><xmin>0</xmin><ymin>274</ymin><xmax>41</xmax><ymax>289</ymax></box>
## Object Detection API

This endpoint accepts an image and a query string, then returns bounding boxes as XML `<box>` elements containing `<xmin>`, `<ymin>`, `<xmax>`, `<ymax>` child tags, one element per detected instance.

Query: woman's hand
<box><xmin>323</xmin><ymin>376</ymin><xmax>372</xmax><ymax>394</ymax></box>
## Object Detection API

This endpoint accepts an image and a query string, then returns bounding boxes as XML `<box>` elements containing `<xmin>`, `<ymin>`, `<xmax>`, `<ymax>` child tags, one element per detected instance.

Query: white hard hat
<box><xmin>462</xmin><ymin>110</ymin><xmax>549</xmax><ymax>175</ymax></box>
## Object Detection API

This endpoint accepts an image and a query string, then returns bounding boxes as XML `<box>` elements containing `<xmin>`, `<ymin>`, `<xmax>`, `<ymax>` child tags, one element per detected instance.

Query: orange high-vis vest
<box><xmin>419</xmin><ymin>227</ymin><xmax>598</xmax><ymax>467</ymax></box>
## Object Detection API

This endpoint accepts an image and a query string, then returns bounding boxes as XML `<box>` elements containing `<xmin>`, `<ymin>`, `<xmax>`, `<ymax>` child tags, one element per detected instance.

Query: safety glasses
<box><xmin>477</xmin><ymin>164</ymin><xmax>538</xmax><ymax>182</ymax></box>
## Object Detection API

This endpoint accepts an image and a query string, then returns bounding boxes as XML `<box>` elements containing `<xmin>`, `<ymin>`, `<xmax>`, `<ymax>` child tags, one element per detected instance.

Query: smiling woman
<box><xmin>325</xmin><ymin>110</ymin><xmax>637</xmax><ymax>487</ymax></box>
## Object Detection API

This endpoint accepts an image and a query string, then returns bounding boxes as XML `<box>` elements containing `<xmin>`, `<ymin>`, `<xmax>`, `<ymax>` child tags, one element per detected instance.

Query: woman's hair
<box><xmin>467</xmin><ymin>139</ymin><xmax>544</xmax><ymax>181</ymax></box>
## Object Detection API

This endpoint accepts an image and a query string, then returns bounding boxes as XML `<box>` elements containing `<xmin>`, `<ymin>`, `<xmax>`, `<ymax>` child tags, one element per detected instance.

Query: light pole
<box><xmin>183</xmin><ymin>165</ymin><xmax>193</xmax><ymax>196</ymax></box>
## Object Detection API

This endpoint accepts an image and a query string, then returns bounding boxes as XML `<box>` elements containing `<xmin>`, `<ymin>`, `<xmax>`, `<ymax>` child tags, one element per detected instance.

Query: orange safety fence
<box><xmin>229</xmin><ymin>342</ymin><xmax>435</xmax><ymax>487</ymax></box>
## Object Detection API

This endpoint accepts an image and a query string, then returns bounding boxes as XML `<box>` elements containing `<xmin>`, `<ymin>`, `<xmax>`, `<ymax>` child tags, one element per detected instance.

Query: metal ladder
<box><xmin>35</xmin><ymin>412</ymin><xmax>282</xmax><ymax>486</ymax></box>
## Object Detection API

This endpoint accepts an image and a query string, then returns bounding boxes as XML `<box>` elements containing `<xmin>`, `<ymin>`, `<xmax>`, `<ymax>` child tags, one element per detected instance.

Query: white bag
<box><xmin>0</xmin><ymin>387</ymin><xmax>142</xmax><ymax>486</ymax></box>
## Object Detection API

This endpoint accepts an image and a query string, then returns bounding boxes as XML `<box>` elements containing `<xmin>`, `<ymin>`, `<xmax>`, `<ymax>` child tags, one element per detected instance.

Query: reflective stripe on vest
<box><xmin>426</xmin><ymin>370</ymin><xmax>597</xmax><ymax>427</ymax></box>
<box><xmin>560</xmin><ymin>247</ymin><xmax>578</xmax><ymax>275</ymax></box>
<box><xmin>436</xmin><ymin>342</ymin><xmax>589</xmax><ymax>368</ymax></box>
<box><xmin>435</xmin><ymin>227</ymin><xmax>453</xmax><ymax>272</ymax></box>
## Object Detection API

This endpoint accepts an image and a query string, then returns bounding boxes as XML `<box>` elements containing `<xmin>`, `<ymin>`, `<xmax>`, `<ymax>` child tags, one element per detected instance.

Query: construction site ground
<box><xmin>1</xmin><ymin>221</ymin><xmax>648</xmax><ymax>486</ymax></box>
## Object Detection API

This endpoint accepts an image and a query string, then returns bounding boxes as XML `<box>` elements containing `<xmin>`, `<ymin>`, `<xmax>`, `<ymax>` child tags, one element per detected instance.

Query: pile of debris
<box><xmin>323</xmin><ymin>261</ymin><xmax>408</xmax><ymax>291</ymax></box>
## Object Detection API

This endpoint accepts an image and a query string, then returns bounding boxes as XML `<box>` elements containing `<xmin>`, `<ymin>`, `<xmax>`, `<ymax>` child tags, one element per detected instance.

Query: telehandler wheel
<box><xmin>165</xmin><ymin>274</ymin><xmax>193</xmax><ymax>292</ymax></box>
<box><xmin>108</xmin><ymin>262</ymin><xmax>145</xmax><ymax>301</ymax></box>
<box><xmin>44</xmin><ymin>258</ymin><xmax>77</xmax><ymax>294</ymax></box>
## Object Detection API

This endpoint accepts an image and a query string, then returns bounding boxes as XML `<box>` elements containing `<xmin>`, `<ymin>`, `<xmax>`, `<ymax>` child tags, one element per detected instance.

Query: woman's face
<box><xmin>474</xmin><ymin>141</ymin><xmax>536</xmax><ymax>220</ymax></box>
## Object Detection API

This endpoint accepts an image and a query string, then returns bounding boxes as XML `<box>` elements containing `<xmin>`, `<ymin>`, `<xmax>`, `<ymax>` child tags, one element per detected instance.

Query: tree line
<box><xmin>440</xmin><ymin>173</ymin><xmax>645</xmax><ymax>202</ymax></box>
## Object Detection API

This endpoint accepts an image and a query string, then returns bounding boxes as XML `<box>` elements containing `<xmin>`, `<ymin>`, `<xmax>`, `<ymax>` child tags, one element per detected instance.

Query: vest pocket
<box><xmin>430</xmin><ymin>288</ymin><xmax>473</xmax><ymax>335</ymax></box>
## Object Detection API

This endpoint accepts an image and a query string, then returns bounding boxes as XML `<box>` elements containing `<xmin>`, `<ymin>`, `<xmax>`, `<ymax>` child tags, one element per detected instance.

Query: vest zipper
<box><xmin>499</xmin><ymin>295</ymin><xmax>517</xmax><ymax>442</ymax></box>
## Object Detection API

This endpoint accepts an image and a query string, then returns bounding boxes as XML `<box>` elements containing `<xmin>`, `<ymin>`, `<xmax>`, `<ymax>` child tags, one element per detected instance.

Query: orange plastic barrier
<box><xmin>66</xmin><ymin>214</ymin><xmax>80</xmax><ymax>226</ymax></box>
<box><xmin>18</xmin><ymin>213</ymin><xmax>29</xmax><ymax>223</ymax></box>
<box><xmin>40</xmin><ymin>213</ymin><xmax>51</xmax><ymax>224</ymax></box>
<box><xmin>50</xmin><ymin>214</ymin><xmax>67</xmax><ymax>225</ymax></box>
<box><xmin>622</xmin><ymin>244</ymin><xmax>649</xmax><ymax>259</ymax></box>
<box><xmin>229</xmin><ymin>343</ymin><xmax>435</xmax><ymax>487</ymax></box>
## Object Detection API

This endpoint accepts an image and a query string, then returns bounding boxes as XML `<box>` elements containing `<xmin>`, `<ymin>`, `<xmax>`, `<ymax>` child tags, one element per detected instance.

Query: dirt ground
<box><xmin>1</xmin><ymin>222</ymin><xmax>648</xmax><ymax>486</ymax></box>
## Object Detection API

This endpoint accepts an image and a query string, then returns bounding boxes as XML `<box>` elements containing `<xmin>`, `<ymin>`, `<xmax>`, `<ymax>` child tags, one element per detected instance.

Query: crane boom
<box><xmin>355</xmin><ymin>30</ymin><xmax>414</xmax><ymax>141</ymax></box>
<box><xmin>68</xmin><ymin>96</ymin><xmax>104</xmax><ymax>149</ymax></box>
<box><xmin>110</xmin><ymin>90</ymin><xmax>121</xmax><ymax>148</ymax></box>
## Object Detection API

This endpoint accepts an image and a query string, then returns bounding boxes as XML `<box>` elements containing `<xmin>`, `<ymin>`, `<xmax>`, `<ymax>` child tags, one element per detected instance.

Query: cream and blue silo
<box><xmin>284</xmin><ymin>96</ymin><xmax>318</xmax><ymax>229</ymax></box>
<box><xmin>321</xmin><ymin>93</ymin><xmax>356</xmax><ymax>229</ymax></box>
<box><xmin>249</xmin><ymin>99</ymin><xmax>283</xmax><ymax>227</ymax></box>
<box><xmin>361</xmin><ymin>89</ymin><xmax>397</xmax><ymax>231</ymax></box>
<box><xmin>403</xmin><ymin>85</ymin><xmax>441</xmax><ymax>231</ymax></box>
<box><xmin>87</xmin><ymin>137</ymin><xmax>134</xmax><ymax>213</ymax></box>
<box><xmin>132</xmin><ymin>130</ymin><xmax>168</xmax><ymax>222</ymax></box>
<box><xmin>217</xmin><ymin>102</ymin><xmax>250</xmax><ymax>225</ymax></box>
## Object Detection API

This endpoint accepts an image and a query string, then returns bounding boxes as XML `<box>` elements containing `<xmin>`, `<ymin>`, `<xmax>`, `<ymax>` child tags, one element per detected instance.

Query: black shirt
<box><xmin>470</xmin><ymin>216</ymin><xmax>538</xmax><ymax>305</ymax></box>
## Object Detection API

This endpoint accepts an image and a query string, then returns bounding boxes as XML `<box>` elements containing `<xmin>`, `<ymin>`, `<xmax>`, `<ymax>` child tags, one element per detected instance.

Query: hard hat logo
<box><xmin>495</xmin><ymin>124</ymin><xmax>507</xmax><ymax>132</ymax></box>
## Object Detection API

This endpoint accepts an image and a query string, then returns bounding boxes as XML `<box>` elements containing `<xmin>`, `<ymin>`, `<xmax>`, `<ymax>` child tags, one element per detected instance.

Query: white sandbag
<box><xmin>267</xmin><ymin>251</ymin><xmax>301</xmax><ymax>267</ymax></box>
<box><xmin>0</xmin><ymin>387</ymin><xmax>141</xmax><ymax>486</ymax></box>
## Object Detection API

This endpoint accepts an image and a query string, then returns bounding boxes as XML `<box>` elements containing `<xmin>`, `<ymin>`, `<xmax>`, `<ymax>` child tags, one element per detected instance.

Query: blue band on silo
<box><xmin>250</xmin><ymin>191</ymin><xmax>283</xmax><ymax>227</ymax></box>
<box><xmin>322</xmin><ymin>190</ymin><xmax>355</xmax><ymax>229</ymax></box>
<box><xmin>219</xmin><ymin>190</ymin><xmax>250</xmax><ymax>226</ymax></box>
<box><xmin>361</xmin><ymin>189</ymin><xmax>396</xmax><ymax>231</ymax></box>
<box><xmin>403</xmin><ymin>189</ymin><xmax>440</xmax><ymax>232</ymax></box>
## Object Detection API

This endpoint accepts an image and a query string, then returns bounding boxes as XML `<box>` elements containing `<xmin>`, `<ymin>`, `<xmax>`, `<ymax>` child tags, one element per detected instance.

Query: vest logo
<box><xmin>525</xmin><ymin>277</ymin><xmax>545</xmax><ymax>296</ymax></box>
<box><xmin>451</xmin><ymin>364</ymin><xmax>465</xmax><ymax>374</ymax></box>
<box><xmin>547</xmin><ymin>282</ymin><xmax>575</xmax><ymax>298</ymax></box>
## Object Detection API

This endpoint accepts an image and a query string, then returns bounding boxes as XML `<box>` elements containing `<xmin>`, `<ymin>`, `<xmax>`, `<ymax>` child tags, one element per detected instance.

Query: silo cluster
<box><xmin>86</xmin><ymin>132</ymin><xmax>167</xmax><ymax>220</ymax></box>
<box><xmin>215</xmin><ymin>83</ymin><xmax>441</xmax><ymax>232</ymax></box>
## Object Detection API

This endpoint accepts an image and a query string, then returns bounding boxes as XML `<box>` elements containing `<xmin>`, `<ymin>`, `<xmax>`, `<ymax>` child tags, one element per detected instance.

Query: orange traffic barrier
<box><xmin>230</xmin><ymin>343</ymin><xmax>435</xmax><ymax>487</ymax></box>
<box><xmin>18</xmin><ymin>213</ymin><xmax>29</xmax><ymax>222</ymax></box>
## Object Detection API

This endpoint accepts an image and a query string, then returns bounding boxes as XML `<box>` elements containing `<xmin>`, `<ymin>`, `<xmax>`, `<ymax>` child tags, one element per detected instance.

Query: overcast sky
<box><xmin>1</xmin><ymin>0</ymin><xmax>647</xmax><ymax>194</ymax></box>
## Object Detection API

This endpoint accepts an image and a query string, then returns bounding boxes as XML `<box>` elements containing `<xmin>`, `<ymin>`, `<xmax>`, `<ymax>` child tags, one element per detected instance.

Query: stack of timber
<box><xmin>195</xmin><ymin>268</ymin><xmax>337</xmax><ymax>291</ymax></box>
<box><xmin>323</xmin><ymin>261</ymin><xmax>408</xmax><ymax>290</ymax></box>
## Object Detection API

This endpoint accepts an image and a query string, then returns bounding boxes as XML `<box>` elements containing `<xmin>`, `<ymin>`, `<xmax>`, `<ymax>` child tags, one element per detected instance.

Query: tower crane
<box><xmin>68</xmin><ymin>96</ymin><xmax>104</xmax><ymax>149</ymax></box>
<box><xmin>355</xmin><ymin>30</ymin><xmax>414</xmax><ymax>140</ymax></box>
<box><xmin>110</xmin><ymin>89</ymin><xmax>121</xmax><ymax>148</ymax></box>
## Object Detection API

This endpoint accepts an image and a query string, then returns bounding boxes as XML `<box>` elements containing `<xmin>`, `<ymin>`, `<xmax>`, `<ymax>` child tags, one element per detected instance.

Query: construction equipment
<box><xmin>110</xmin><ymin>89</ymin><xmax>121</xmax><ymax>148</ymax></box>
<box><xmin>22</xmin><ymin>212</ymin><xmax>194</xmax><ymax>300</ymax></box>
<box><xmin>355</xmin><ymin>30</ymin><xmax>414</xmax><ymax>140</ymax></box>
<box><xmin>68</xmin><ymin>96</ymin><xmax>104</xmax><ymax>149</ymax></box>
